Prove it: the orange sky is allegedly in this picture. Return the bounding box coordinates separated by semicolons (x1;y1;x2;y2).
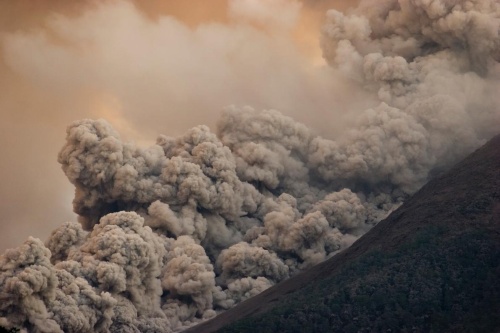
0;0;358;63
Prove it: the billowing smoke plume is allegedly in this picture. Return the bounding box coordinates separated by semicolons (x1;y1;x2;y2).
1;0;499;331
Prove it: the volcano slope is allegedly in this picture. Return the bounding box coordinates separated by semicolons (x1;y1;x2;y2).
186;134;500;333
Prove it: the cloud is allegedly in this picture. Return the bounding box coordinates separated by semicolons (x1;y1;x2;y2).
0;0;365;252
0;0;499;331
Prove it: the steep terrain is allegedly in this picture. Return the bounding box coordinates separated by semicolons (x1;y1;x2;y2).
186;134;500;333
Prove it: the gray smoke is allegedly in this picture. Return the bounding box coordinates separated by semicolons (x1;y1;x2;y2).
1;0;499;331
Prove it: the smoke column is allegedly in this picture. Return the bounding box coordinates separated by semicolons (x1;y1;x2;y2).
1;0;499;332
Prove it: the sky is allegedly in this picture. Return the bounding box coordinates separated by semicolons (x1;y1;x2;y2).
0;0;362;252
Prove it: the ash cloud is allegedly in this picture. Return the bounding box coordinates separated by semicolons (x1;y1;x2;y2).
1;0;500;332
0;0;363;252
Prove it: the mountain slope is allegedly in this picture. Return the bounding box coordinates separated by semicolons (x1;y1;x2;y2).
186;134;500;333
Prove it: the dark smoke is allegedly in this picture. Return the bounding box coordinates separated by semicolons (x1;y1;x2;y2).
1;0;499;332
